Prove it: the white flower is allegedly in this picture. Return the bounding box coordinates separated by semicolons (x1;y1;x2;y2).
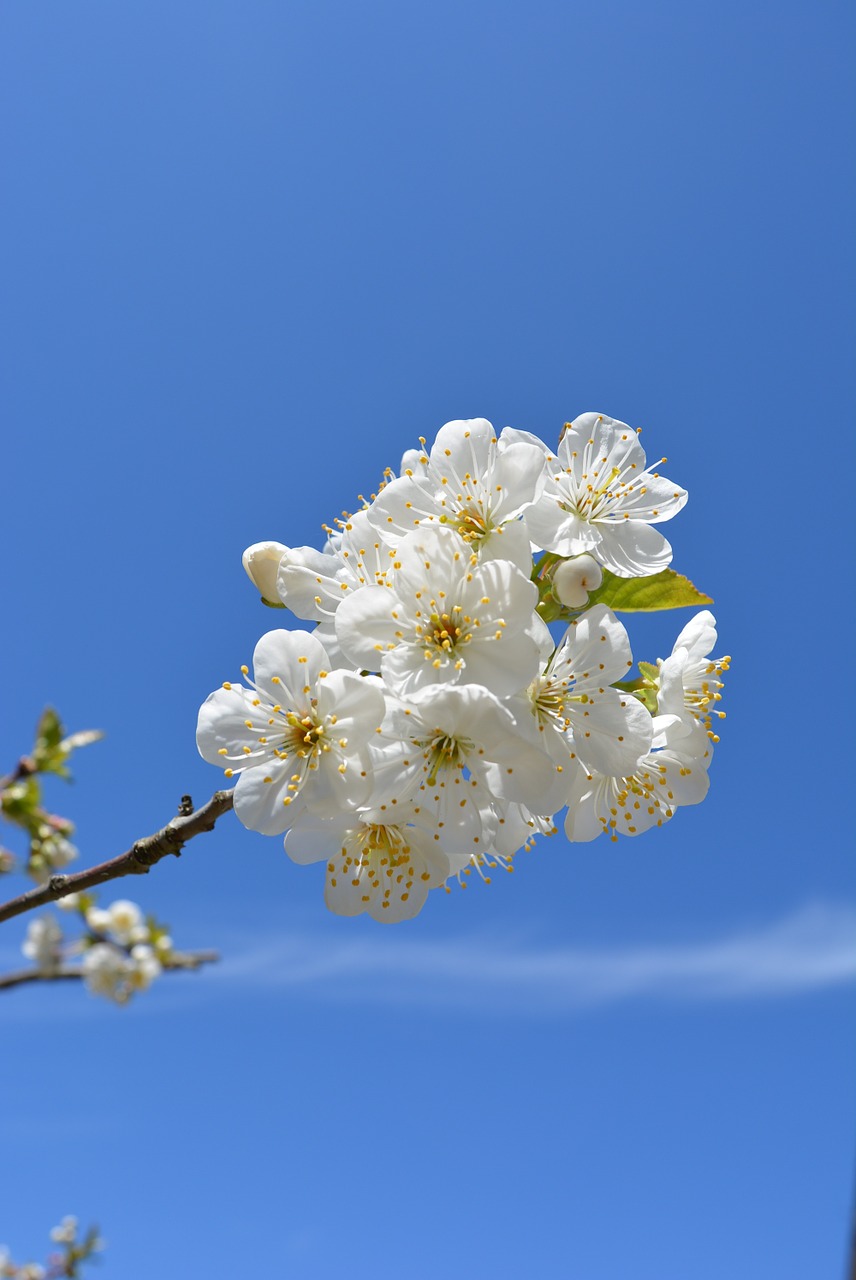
564;743;710;842
657;610;730;747
106;899;144;945
197;629;386;835
274;509;398;664
22;915;62;972
369;684;567;858
82;941;161;1003
129;944;162;988
49;1216;78;1245
84;906;111;934
526;413;687;576
242;541;288;604
82;943;135;1004
508;605;653;779
563;610;728;844
367;418;546;572
284;802;452;922
31;831;78;883
56;892;80;912
335;526;543;698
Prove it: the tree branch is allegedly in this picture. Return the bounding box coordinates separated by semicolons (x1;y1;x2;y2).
0;790;235;926
0;949;220;991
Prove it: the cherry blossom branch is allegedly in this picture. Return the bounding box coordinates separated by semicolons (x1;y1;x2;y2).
0;949;220;991
0;790;235;926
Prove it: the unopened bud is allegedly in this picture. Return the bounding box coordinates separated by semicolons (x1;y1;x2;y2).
242;542;288;606
552;554;603;609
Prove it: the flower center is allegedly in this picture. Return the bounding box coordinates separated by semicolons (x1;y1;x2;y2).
282;712;325;757
451;504;493;545
356;823;412;870
418;731;472;786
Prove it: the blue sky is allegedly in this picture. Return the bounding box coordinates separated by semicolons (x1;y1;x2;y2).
1;2;854;1276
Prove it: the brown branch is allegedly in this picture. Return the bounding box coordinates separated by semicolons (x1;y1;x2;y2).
0;790;235;926
0;754;37;792
0;949;220;991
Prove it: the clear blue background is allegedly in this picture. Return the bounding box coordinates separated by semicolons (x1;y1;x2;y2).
1;2;854;1277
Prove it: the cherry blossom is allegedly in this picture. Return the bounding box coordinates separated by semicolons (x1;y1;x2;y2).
527;412;687;576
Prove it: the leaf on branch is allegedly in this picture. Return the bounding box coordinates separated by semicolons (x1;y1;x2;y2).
585;568;713;613
32;708;103;779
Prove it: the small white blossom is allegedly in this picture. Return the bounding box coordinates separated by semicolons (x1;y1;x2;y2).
84;906;112;934
657;610;730;747
130;944;162;988
82;941;160;1003
22;916;63;972
106;899;144;945
49;1216;78;1245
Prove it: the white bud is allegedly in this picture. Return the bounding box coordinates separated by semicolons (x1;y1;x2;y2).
57;892;80;912
552;554;603;609
242;541;288;604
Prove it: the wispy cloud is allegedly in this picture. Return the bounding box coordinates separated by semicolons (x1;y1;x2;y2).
214;902;856;1012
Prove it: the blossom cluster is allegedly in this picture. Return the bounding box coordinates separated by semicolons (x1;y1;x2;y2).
198;413;728;922
1;1217;102;1280
22;895;174;1004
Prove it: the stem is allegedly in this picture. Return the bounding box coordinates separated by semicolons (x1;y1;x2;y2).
0;790;235;926
0;949;220;991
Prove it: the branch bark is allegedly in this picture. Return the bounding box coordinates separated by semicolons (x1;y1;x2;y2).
0;949;220;991
0;789;235;926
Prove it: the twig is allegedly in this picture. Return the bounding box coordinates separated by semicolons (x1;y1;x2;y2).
0;790;235;926
0;755;37;792
0;949;220;991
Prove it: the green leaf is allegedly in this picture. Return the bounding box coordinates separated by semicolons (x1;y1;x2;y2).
586;568;713;613
35;707;64;753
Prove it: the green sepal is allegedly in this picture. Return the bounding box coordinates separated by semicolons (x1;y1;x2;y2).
613;676;659;717
260;596;286;609
638;660;660;682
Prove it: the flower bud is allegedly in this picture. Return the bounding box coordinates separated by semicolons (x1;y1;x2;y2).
242;542;288;606
552;554;603;609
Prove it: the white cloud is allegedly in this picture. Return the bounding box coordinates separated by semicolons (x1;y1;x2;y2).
214;901;856;1012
